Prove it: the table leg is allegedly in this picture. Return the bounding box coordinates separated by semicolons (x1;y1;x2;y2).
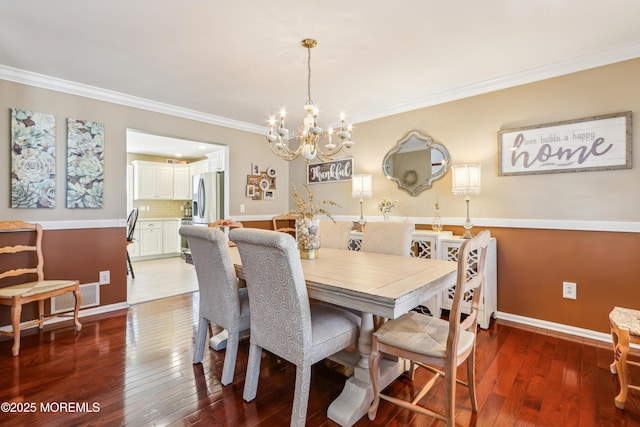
327;313;406;427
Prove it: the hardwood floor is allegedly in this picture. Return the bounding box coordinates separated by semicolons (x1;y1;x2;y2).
1;293;639;426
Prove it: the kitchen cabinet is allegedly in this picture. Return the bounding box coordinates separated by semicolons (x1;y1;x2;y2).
132;161;174;200
130;219;182;261
138;220;163;256
173;165;191;199
162;219;181;254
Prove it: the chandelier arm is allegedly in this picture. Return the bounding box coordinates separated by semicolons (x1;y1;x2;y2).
268;142;302;161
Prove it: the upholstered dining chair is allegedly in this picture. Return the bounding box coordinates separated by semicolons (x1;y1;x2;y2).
368;230;491;426
361;221;414;256
0;221;82;356
319;220;353;249
230;228;360;427
179;225;250;386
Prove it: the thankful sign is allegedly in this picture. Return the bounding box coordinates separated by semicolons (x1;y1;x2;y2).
306;158;353;184
498;112;631;176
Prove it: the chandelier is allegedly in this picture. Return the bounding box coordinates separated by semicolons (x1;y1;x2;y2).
266;38;355;162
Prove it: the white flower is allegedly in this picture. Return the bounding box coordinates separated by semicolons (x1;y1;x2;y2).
376;197;397;213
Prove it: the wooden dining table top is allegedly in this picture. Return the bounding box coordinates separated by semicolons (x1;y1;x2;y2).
228;246;457;319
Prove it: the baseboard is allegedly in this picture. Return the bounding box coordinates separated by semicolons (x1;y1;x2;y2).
496;311;640;350
0;301;130;333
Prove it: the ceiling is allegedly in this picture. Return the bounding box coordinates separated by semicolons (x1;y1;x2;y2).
2;1;640;157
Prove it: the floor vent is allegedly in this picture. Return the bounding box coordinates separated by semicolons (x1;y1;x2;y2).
51;282;100;314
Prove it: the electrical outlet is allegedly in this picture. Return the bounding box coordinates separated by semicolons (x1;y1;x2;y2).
240;204;245;213
99;270;111;285
563;281;576;300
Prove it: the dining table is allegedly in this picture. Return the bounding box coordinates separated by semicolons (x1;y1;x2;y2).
228;246;457;427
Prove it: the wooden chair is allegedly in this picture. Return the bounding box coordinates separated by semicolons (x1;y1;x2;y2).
126;208;138;278
209;219;243;246
179;225;250;385
230;228;360;427
609;306;640;409
0;221;82;356
272;213;296;235
319;220;353;249
368;230;491;426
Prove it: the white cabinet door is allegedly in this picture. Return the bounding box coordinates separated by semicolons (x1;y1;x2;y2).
156;165;174;199
173;165;190;199
132;161;174;200
134;163;158;200
138;221;163;256
162;219;181;253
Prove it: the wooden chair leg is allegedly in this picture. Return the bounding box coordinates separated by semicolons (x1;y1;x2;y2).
11;298;22;357
368;342;381;420
467;345;478;412
73;288;82;331
612;327;630;409
38;299;45;329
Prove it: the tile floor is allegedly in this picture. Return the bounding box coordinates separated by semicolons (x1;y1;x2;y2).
127;256;198;304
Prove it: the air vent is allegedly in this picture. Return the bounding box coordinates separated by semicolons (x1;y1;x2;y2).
51;282;100;314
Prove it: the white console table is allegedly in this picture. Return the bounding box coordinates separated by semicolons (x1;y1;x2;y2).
348;229;497;329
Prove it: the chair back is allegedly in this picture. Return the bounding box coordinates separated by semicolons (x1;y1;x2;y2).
230;228;312;361
209;219;243;230
179;226;241;327
319;220;353;249
0;221;44;283
126;208;139;242
272;214;296;234
448;231;491;353
361;221;414;256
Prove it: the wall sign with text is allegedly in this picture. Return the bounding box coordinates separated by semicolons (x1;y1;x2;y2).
306;158;353;184
498;111;632;176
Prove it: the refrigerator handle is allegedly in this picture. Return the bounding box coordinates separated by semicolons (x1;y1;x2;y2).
197;178;206;218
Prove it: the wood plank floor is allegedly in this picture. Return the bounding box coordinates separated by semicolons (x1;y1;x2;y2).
1;293;639;426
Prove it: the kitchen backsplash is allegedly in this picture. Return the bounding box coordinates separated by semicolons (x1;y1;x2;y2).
134;200;190;219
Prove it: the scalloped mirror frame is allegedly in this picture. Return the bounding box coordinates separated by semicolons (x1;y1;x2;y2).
382;130;451;196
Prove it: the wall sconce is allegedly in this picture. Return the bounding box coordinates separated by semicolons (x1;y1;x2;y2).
451;164;481;239
351;174;373;232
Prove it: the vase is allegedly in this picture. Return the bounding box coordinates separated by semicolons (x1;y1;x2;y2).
296;217;320;259
383;212;390;222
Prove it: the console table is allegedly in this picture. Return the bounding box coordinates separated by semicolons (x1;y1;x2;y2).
348;229;497;329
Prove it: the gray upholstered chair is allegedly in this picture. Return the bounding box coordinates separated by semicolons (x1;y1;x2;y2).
230;228;360;427
319;220;353;249
179;225;250;386
368;230;491;426
361;221;414;256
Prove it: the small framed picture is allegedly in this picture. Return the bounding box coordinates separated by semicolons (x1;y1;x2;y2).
259;178;270;191
252;189;262;200
267;167;277;177
269;177;276;189
252;164;260;175
246;185;255;197
247;176;259;185
264;191;275;200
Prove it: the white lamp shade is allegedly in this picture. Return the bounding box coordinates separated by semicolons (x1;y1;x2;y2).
452;164;481;195
352;174;373;198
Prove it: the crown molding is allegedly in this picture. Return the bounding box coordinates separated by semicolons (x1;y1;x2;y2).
3;41;640;130
0;65;267;135
350;42;640;124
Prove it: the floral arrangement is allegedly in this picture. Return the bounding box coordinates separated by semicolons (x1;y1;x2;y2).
289;184;340;221
376;197;397;214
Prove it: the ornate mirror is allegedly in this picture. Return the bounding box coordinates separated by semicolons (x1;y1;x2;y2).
382;130;450;196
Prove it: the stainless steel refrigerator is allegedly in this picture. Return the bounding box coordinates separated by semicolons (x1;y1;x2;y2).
192;172;224;225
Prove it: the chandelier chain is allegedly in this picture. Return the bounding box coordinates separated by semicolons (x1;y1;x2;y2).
307;46;312;104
